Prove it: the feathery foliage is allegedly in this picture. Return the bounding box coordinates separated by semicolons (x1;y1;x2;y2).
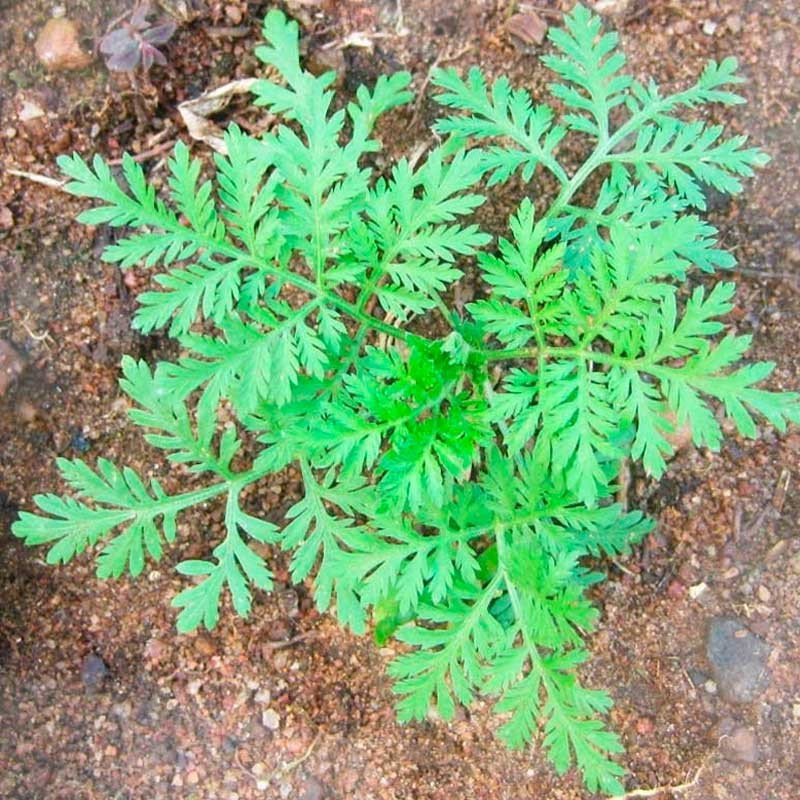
14;6;795;795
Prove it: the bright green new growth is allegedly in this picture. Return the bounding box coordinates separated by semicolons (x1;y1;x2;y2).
13;6;797;794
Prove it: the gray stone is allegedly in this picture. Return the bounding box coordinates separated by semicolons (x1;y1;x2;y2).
261;707;280;730
706;617;771;703
721;726;759;763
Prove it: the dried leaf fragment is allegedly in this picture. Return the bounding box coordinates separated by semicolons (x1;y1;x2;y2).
178;79;259;153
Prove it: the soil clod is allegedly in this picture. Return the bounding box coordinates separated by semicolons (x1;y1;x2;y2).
81;652;109;691
721;725;760;764
0;340;25;398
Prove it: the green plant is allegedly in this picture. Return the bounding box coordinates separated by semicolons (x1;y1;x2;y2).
13;5;797;794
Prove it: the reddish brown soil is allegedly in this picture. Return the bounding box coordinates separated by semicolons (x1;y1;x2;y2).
1;2;799;799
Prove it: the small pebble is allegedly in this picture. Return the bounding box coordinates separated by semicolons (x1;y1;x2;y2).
725;14;743;34
254;688;272;705
225;4;243;24
0;205;13;230
18;99;45;122
34;17;92;70
756;585;771;603
262;708;280;730
765;539;787;562
702;20;718;36
635;716;655;735
144;637;168;661
689;582;708;600
704;679;718;695
593;0;631;13
193;634;216;657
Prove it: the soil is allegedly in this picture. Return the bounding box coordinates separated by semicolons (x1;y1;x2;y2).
1;1;799;799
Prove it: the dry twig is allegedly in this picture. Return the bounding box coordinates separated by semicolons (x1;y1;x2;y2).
6;169;65;190
271;731;322;780
107;138;175;165
609;755;709;799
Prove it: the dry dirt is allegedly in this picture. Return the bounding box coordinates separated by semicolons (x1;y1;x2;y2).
1;1;799;799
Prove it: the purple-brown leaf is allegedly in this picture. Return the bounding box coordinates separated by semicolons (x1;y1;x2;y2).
143;22;177;46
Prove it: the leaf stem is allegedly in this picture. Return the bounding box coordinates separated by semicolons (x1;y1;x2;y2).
546;85;708;221
110;189;417;344
482;343;639;369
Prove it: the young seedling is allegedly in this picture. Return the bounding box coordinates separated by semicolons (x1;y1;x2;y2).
100;2;176;72
14;6;796;794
